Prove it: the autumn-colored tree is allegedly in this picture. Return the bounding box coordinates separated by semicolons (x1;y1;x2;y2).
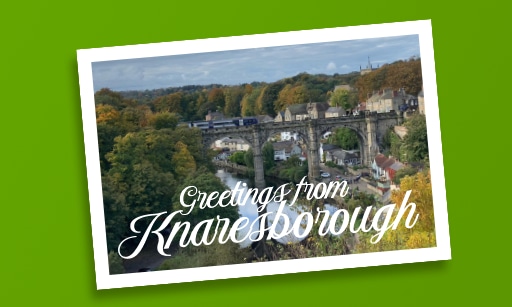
355;58;422;101
94;88;124;109
354;170;435;253
275;84;310;112
172;141;197;179
255;83;283;116
223;86;244;117
151;92;183;113
241;87;261;116
207;88;225;111
96;104;120;124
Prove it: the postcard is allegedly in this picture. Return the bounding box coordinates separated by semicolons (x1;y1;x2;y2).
77;19;451;290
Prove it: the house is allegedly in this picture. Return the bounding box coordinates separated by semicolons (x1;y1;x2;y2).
366;88;417;113
214;137;250;152
319;143;341;162
372;154;401;181
283;102;330;121
307;102;330;119
372;154;390;180
386;161;405;182
273;141;302;161
330;150;361;166
284;104;308;121
325;106;346;118
274;111;285;123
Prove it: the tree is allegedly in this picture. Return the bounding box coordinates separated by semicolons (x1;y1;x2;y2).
101;127;207;251
354;171;435;253
255;83;283;116
223;86;244;117
172;141;197;179
329;127;359;150
403;113;429;162
393;166;418;185
241;87;261;116
228;151;246;165
149;112;179;130
207;88;225;111
262;142;275;171
96;104;120;124
171;170;240;225
244;148;254;168
151;92;183;113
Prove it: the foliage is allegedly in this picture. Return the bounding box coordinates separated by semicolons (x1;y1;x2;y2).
262;142;275;171
228;151;246;165
108;251;125;274
151;92;183;113
403;113;429;162
223;86;244;117
207;88;226;111
255;83;283;116
328;127;359;150
100;126;212;251
157;240;249;270
393;166;418;185
148;112;179;130
355;57;422;101
171;170;240;225
354;171;435;253
172;141;197;179
244;148;254;168
330;88;359;110
278;156;308;183
241;86;261;116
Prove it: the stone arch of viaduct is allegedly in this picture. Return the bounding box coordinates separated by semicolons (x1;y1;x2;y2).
201;111;403;189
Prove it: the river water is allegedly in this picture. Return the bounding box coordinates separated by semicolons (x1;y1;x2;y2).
215;168;338;247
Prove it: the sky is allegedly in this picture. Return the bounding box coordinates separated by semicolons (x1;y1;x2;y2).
91;34;420;92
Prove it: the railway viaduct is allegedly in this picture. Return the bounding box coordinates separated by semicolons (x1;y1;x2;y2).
201;111;403;189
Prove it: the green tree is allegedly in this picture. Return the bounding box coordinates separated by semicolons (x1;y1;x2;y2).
228;151;246;165
241;87;261;116
244;148;254;168
262;142;275;171
255;83;282;116
149;112;178;130
393;166;418;185
403;113;429;162
171;170;240;225
108;251;125;274
329;127;359;150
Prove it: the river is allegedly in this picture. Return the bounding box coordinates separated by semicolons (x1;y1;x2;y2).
215;168;339;247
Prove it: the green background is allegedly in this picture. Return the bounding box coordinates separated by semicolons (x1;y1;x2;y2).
2;1;508;305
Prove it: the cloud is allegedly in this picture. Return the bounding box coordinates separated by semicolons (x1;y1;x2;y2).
91;34;421;91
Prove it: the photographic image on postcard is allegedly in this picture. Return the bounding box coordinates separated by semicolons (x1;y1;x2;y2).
78;20;450;289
